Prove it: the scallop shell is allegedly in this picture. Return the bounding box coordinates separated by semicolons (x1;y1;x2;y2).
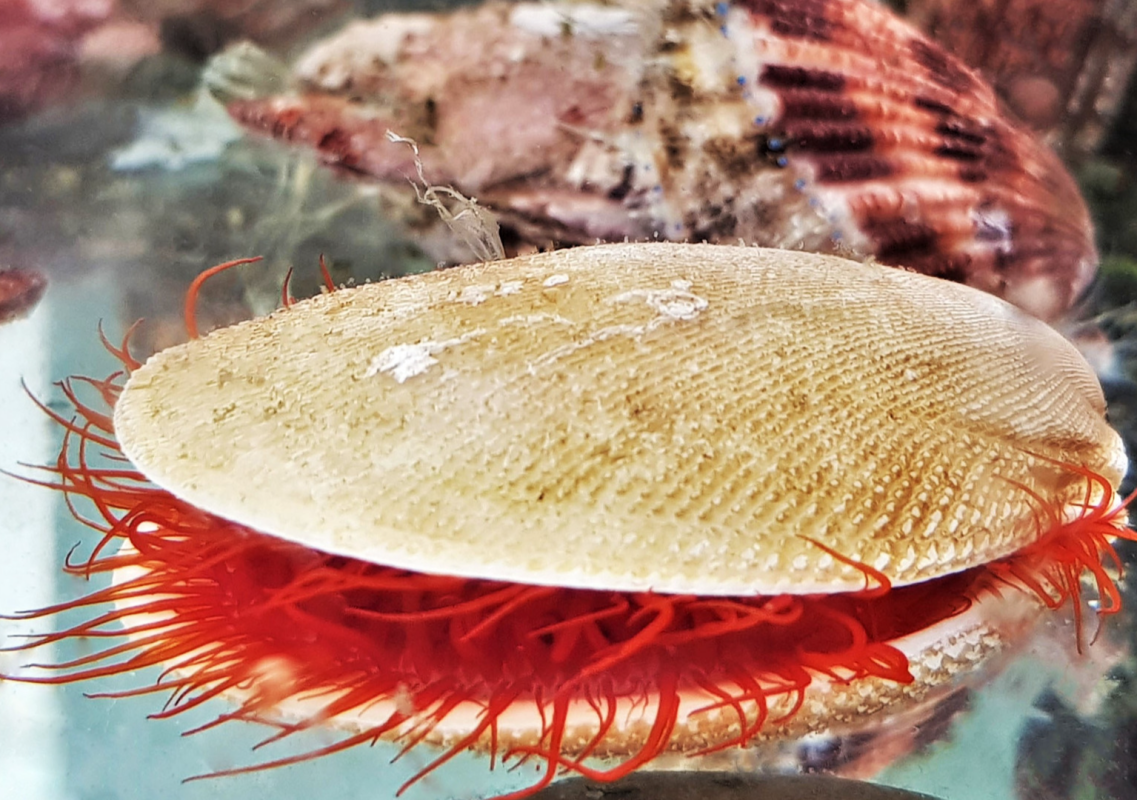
114;243;1124;596
905;0;1137;157
215;0;1095;321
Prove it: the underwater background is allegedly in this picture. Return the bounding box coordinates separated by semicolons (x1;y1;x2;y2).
2;1;1137;798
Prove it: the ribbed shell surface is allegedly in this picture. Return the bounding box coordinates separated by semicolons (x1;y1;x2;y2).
221;0;1097;321
114;243;1124;595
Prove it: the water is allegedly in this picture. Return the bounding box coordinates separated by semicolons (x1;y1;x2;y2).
2;2;1136;799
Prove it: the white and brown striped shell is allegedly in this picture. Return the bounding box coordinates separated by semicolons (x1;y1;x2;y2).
213;0;1095;321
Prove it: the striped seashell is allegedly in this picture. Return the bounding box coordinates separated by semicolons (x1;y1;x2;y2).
213;0;1095;321
905;0;1137;157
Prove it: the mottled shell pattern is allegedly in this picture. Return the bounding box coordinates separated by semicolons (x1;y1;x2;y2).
218;0;1095;321
115;244;1124;596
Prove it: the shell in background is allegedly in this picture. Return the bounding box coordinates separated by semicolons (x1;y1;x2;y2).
0;267;46;324
905;0;1137;160
114;243;1124;596
211;0;1096;322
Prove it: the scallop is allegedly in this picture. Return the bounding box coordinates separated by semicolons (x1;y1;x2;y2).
116;243;1123;593
214;0;1096;321
11;243;1129;798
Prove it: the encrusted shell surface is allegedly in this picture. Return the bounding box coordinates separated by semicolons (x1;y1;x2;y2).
216;0;1096;321
114;243;1124;595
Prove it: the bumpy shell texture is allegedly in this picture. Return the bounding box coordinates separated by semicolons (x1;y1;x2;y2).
115;243;1123;595
217;0;1096;321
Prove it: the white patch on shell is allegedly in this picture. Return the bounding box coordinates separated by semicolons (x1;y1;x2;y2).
792;181;870;251
446;280;526;305
294;16;437;90
508;4;638;38
364;330;485;383
611;287;708;321
1002;275;1063;322
452;284;499;305
719;7;779;125
498;313;574;327
543;274;570;288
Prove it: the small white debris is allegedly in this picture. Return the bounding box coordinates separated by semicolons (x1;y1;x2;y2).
367;344;439;383
611;287;709;321
364;330;484;383
509;4;638;38
498;313;574;326
456;284;498;305
543;274;570;288
496;280;524;296
671;279;693;291
386;131;504;262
